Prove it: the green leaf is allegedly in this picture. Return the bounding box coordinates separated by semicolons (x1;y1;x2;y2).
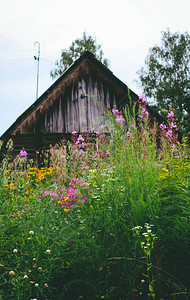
149;284;154;293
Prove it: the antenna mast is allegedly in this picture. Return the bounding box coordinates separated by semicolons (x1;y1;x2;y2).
34;41;40;100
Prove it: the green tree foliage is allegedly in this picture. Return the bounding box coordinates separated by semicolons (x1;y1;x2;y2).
50;31;109;79
137;29;190;134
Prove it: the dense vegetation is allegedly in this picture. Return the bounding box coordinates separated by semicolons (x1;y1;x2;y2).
0;96;189;299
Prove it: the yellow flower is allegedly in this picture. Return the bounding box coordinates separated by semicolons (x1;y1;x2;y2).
64;208;70;212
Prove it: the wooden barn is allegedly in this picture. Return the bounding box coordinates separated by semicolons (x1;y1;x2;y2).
0;51;162;158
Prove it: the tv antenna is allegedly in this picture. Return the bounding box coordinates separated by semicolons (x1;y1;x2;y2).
34;41;40;100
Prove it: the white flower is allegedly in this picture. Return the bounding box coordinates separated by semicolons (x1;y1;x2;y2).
29;231;34;235
33;258;36;261
45;249;51;254
142;233;148;237
9;270;15;276
13;249;18;253
35;283;39;287
23;275;28;279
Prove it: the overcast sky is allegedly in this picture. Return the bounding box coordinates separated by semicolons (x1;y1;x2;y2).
0;0;189;136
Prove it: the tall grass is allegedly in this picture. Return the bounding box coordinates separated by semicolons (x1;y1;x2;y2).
0;99;189;299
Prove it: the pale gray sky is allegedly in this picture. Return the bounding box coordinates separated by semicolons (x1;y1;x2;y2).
0;0;189;136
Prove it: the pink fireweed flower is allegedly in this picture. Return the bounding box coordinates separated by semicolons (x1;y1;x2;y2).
165;129;173;138
19;150;27;158
72;131;77;135
168;111;174;119
112;107;119;115
137;95;148;122
116;114;126;124
159;123;167;130
138;94;147;104
171;122;178;131
112;106;126;125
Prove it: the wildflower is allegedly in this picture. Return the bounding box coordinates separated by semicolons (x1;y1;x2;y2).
44;283;48;288
142;233;148;237
45;249;51;254
13;249;18;253
9;271;15;276
64;208;70;212
0;264;4;267
168;111;174;118
19;150;27;158
159;123;167;130
38;267;42;271
181;152;184;157
30;281;35;284
139;94;147;103
29;230;34;235
35;283;39;287
141;279;145;283
126;131;131;137
98;267;103;271
72;131;77;135
23;275;28;279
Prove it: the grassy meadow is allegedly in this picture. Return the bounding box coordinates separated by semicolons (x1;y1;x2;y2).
0;97;189;299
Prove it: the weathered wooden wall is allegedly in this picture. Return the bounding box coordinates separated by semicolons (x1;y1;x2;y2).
12;65;128;136
1;52;138;158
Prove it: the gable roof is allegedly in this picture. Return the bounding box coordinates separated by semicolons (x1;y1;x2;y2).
1;51;164;140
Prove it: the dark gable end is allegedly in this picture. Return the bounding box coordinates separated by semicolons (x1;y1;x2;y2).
0;51;164;157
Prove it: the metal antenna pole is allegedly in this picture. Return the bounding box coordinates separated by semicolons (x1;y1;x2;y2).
34;41;40;100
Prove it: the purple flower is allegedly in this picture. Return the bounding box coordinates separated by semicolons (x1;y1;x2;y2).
72;131;77;135
159;123;168;131
168;111;174;118
139;94;146;103
171;122;178;131
19;150;27;158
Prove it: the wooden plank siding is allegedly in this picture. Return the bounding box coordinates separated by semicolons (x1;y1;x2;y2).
1;51;165;158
